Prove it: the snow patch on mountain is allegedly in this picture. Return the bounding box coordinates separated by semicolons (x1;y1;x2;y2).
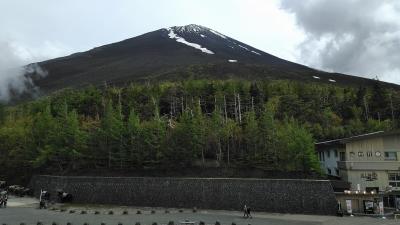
313;76;320;79
200;34;206;38
329;79;336;82
238;45;249;51
237;43;261;56
167;28;214;54
209;29;227;39
228;59;238;62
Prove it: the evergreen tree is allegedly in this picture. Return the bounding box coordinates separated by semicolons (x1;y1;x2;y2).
126;109;142;167
370;81;389;120
0;103;5;125
99;100;124;168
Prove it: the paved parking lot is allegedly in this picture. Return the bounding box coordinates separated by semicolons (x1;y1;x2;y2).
0;196;398;225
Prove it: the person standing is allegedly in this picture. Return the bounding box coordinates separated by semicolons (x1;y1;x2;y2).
243;204;248;218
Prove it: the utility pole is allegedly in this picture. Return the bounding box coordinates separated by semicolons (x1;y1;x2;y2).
237;93;242;123
390;94;395;122
363;95;369;120
251;96;254;112
234;92;238;122
223;95;228;123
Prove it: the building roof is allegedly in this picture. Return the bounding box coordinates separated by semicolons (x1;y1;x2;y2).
316;130;400;147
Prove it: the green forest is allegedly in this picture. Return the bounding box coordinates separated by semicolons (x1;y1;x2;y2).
0;79;398;180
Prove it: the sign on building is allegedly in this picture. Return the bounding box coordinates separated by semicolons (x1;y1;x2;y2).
346;200;352;214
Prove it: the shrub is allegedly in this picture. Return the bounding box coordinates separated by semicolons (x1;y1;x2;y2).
136;210;142;214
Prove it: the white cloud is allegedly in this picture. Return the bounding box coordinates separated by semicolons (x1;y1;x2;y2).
0;38;68;102
281;0;400;84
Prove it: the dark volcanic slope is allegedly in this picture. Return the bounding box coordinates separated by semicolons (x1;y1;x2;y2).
32;24;398;93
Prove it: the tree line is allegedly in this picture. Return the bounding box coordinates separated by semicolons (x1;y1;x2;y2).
0;79;398;178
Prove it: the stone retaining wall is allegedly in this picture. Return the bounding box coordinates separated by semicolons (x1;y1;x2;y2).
30;175;337;215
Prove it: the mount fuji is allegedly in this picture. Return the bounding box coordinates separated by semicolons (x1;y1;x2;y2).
30;24;397;93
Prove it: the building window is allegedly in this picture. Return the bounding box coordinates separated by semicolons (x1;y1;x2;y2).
334;150;338;158
361;172;378;181
319;152;325;161
367;151;373;157
327;168;332;175
340;152;346;161
384;152;397;161
358;151;364;157
388;173;400;187
327;150;330;158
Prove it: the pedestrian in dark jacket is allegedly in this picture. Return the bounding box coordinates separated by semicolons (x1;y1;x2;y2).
247;206;252;218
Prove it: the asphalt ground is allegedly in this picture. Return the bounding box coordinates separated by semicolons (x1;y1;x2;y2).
0;195;398;225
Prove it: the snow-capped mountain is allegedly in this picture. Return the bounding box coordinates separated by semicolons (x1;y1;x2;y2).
162;24;299;66
31;24;395;93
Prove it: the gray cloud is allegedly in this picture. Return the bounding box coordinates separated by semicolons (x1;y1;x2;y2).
0;41;47;102
280;0;400;84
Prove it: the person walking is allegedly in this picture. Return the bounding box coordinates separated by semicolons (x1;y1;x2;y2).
243;204;248;218
247;206;252;218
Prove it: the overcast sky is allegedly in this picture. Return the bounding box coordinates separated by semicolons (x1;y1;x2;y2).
1;0;400;85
